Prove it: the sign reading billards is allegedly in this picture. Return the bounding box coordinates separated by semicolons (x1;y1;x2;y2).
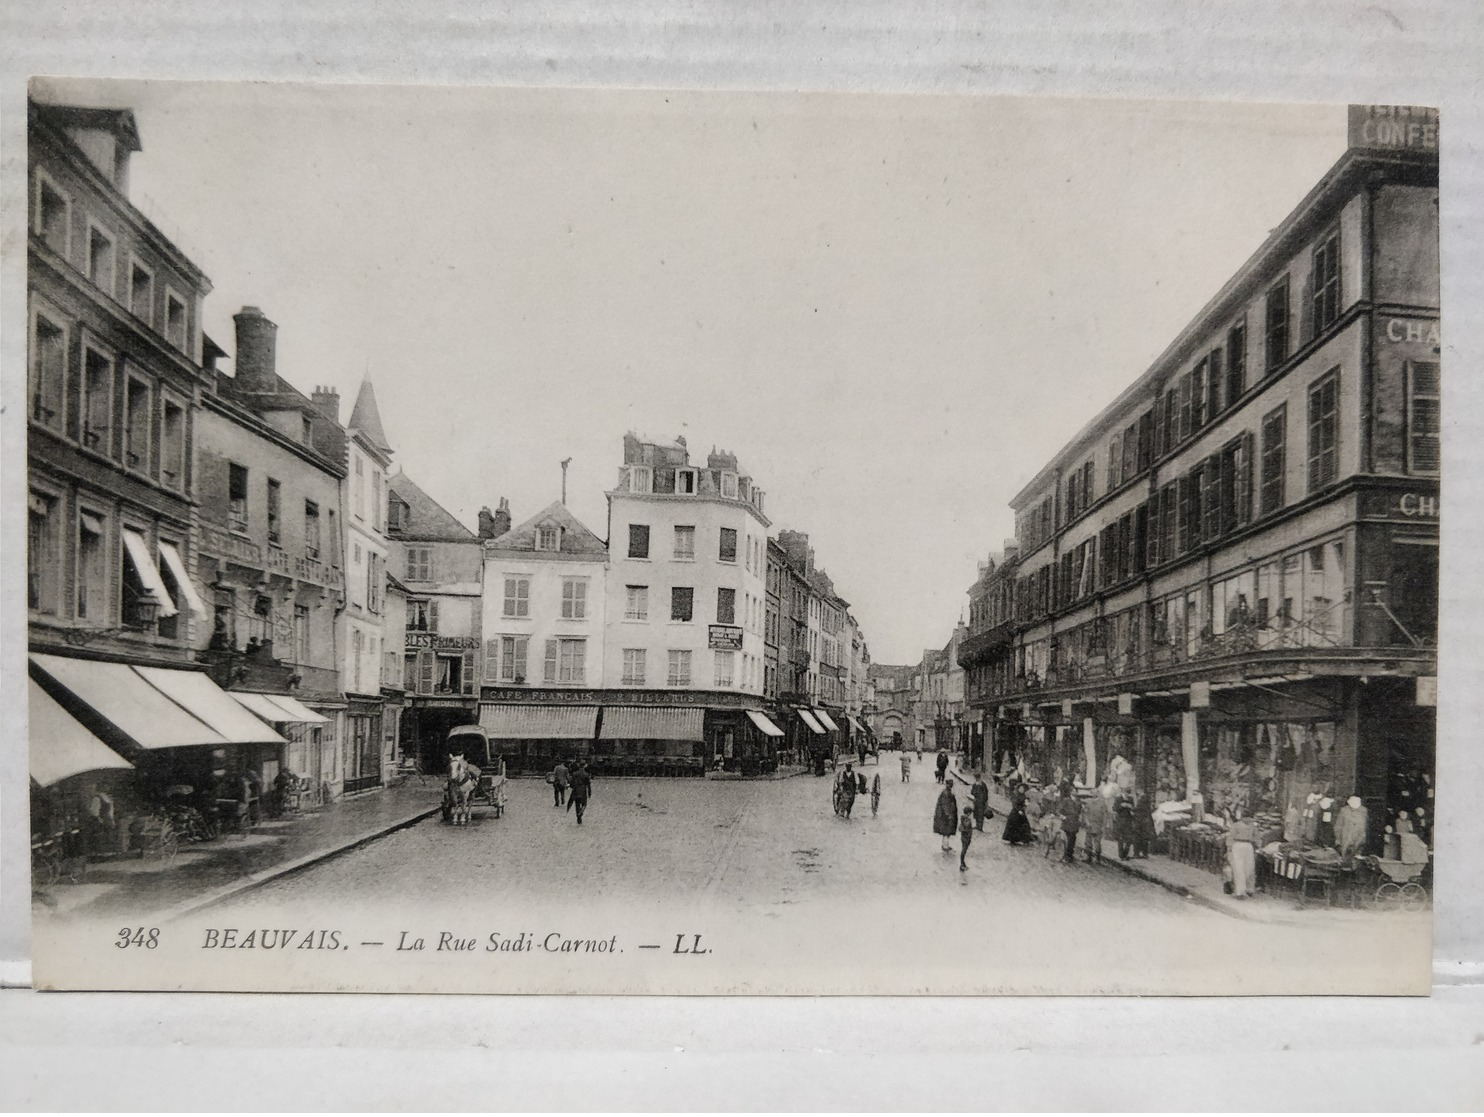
708;625;743;650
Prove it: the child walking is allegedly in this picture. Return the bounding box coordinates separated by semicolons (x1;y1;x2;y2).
959;804;976;872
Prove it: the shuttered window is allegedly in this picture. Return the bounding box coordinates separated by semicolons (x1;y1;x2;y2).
503;577;529;618
1311;229;1341;332
1307;370;1340;492
1406;360;1440;475
1207;348;1224;418
1226;320;1247;404
1265;276;1290;372
1261;404;1286;514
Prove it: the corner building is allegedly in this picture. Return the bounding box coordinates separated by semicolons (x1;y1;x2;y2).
962;109;1439;853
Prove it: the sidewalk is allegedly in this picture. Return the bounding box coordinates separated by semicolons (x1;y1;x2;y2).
33;781;445;925
947;763;1397;926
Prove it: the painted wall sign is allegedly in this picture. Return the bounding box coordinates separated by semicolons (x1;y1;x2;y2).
708;624;744;650
1384;318;1441;348
1348;105;1439;153
1416;676;1437;707
1397;493;1440;518
405;633;481;651
1358;487;1441;522
1189;681;1211;709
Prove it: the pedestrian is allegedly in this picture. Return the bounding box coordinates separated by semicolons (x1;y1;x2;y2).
551;758;570;807
1132;792;1155;859
566;761;592;824
871;773;881;817
1113;790;1136;860
900;751;911;783
1226;807;1257;899
1001;783;1035;846
836;763;857;819
1082;785;1107;865
971;773;991;832
1058;783;1082;864
916;743;923;762
858;742;867;767
933;782;958;853
935;750;949;784
959;804;976;872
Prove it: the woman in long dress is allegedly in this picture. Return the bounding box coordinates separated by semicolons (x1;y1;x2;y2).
1001;783;1035;846
1226;808;1257;898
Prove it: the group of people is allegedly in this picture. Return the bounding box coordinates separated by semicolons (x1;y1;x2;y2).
547;759;594;824
931;769;993;871
997;778;1157;864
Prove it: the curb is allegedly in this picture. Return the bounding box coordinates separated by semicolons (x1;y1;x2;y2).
948;764;1264;923
150;802;443;925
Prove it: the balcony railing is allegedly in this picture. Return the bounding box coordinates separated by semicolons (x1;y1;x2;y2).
199;520;343;589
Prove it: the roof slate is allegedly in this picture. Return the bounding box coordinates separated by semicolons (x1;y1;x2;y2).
387;473;477;543
487;501;608;557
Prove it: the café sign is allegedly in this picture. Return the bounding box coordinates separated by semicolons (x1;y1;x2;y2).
708;624;744;651
1348;105;1438;153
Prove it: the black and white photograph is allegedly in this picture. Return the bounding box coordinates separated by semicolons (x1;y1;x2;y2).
20;77;1440;994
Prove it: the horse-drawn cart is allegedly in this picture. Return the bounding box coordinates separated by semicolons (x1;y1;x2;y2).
442;725;508;824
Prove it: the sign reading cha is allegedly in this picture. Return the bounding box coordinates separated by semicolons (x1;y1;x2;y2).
1397;493;1439;519
1348;105;1439;153
1385;318;1441;348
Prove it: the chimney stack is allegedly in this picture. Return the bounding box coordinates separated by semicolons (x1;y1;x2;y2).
233;306;278;392
491;497;512;539
1002;538;1020;564
311;385;341;423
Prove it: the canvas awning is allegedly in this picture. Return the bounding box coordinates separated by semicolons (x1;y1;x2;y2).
598;706;705;741
813;709;840;733
135;668;286;745
847;715;866;734
797;709;825;735
29;654;226;750
29;680;133;787
230;692;330;724
121;528;178;618
157;541;208;615
745;710;785;737
480;704;599;739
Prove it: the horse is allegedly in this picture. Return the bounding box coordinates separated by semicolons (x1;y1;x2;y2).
445;754;478;826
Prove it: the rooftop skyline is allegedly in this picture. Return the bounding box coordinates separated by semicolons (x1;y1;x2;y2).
32;79;1349;662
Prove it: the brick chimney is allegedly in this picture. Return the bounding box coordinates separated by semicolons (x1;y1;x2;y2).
233;306;278;392
1002;537;1020;564
311;385;341;424
490;497;512;539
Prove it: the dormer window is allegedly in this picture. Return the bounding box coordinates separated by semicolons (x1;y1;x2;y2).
676;467;698;494
628;465;653;493
720;471;738;499
537;524;562;552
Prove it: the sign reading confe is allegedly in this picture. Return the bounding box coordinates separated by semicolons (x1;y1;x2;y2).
708;624;744;650
1348;105;1438;153
405;633;481;650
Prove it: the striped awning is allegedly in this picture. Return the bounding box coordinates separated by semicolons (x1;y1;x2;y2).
745;710;785;737
813;709;840;733
599;706;705;741
29;680;133;787
30;654;227;750
797;709;825;735
480;704;598;740
847;715;866;733
231;692;330;725
136;669;286;745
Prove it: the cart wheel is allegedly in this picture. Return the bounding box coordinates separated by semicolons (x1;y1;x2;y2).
1400;882;1428;912
1375;882;1403;911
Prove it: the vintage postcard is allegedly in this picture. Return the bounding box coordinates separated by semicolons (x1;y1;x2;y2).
20;79;1438;993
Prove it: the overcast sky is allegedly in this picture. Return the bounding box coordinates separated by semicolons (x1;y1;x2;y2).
38;80;1347;664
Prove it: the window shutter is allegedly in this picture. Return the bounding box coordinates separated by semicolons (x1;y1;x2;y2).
461;655;476;694
1208;348;1224;416
1177;474;1192;553
1202;455;1221;540
544;639;558;683
418;649;436;695
484;640;500;682
1178;373;1193;441
1237;432;1254;525
1151;401;1166;464
428;598;439;633
515;636;528;681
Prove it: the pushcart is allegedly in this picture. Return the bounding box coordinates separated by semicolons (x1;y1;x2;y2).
1355;854;1430;911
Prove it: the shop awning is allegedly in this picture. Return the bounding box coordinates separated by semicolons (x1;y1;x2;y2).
30;654;226;749
847;715;866;733
598;706;705;741
745;710;785;737
157;541;208;616
230;692;330;724
481;704;599;739
29;680;133;787
797;709;825;734
135;667;286;745
121;528;178;618
813;709;840;733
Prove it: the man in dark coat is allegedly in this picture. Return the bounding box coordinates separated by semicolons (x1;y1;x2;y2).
971;774;991;832
935;751;949;784
933;783;959;852
567;762;592;825
1058;784;1082;864
836;763;857;819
